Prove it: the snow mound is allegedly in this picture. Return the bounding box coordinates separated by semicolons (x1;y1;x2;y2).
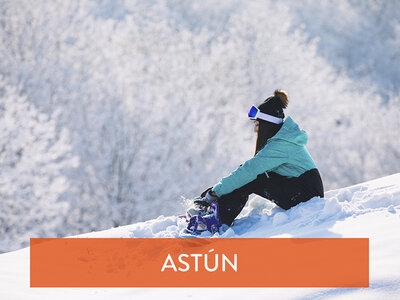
77;173;400;240
1;173;400;299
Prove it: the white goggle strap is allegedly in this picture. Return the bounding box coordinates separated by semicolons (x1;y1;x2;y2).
256;111;284;124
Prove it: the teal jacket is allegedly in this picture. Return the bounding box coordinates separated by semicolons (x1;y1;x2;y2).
212;117;317;197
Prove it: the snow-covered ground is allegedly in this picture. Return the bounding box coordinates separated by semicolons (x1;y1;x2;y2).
1;173;400;299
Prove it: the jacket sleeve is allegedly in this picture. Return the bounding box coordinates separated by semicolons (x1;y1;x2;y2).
212;142;288;197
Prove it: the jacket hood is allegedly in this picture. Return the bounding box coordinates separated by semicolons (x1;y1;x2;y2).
269;116;308;146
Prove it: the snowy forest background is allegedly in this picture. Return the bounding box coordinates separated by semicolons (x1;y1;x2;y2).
1;0;399;253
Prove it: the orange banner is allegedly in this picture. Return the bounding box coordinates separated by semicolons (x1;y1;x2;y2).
30;238;368;287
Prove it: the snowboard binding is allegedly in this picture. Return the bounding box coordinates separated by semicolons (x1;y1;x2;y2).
185;201;222;235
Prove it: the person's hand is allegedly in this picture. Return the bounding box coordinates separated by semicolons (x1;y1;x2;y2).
194;187;218;208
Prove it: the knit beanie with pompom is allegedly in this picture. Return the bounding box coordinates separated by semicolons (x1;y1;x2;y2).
257;89;289;120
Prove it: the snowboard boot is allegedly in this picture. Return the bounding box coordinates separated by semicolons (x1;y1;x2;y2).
186;201;222;234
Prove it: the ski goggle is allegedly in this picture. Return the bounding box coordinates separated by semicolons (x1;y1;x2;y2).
248;105;283;124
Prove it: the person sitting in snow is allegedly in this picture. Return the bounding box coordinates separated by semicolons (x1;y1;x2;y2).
187;89;324;234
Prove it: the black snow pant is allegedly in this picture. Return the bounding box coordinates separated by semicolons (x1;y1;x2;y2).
217;169;324;226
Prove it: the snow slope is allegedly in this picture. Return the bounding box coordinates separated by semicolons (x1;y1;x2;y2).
1;173;400;299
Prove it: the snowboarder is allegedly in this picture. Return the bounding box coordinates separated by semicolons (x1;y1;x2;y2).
186;89;324;234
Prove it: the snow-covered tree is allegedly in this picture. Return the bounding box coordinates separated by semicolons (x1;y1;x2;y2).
0;0;399;252
0;78;78;252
